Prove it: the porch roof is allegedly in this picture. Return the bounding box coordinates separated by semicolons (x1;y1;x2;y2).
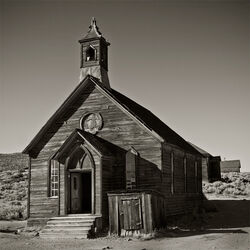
53;129;112;163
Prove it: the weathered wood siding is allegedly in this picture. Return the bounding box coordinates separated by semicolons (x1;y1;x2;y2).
108;192;154;235
29;83;161;224
161;143;202;215
202;157;209;181
101;157;116;225
29;157;58;225
162;143;202;195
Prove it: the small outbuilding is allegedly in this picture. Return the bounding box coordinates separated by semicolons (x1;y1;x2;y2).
220;160;241;173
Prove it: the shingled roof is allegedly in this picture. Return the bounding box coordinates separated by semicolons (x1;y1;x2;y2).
109;89;200;155
187;142;211;157
23;75;200;156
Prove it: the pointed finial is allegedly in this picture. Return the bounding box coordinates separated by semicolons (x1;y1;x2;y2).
82;17;102;39
91;17;97;27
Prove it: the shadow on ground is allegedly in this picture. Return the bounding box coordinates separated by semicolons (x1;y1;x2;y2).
155;228;248;239
153;199;250;239
204;199;250;229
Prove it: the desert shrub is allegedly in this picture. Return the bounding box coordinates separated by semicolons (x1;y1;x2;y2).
215;183;227;194
5;170;12;176
0;205;26;220
205;186;216;193
2;183;12;190
213;181;223;188
204;172;250;198
223;187;235;195
13;172;23;179
10;201;21;206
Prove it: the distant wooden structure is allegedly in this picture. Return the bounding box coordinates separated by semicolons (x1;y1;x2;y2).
23;18;203;238
220;160;241;173
188;142;221;183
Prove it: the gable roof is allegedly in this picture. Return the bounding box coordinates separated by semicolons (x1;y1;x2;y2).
23;75;200;156
53;129;112;163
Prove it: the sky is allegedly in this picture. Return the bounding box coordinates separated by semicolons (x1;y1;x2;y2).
0;0;249;171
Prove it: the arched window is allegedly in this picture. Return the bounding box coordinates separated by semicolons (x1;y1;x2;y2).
85;46;96;61
68;147;85;169
48;159;59;197
67;147;93;170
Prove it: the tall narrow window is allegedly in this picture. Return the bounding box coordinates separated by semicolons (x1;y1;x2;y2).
126;147;138;190
49;160;59;197
171;152;174;194
86;46;96;61
184;156;187;193
195;161;198;193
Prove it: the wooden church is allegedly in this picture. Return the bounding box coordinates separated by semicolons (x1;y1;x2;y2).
23;18;203;238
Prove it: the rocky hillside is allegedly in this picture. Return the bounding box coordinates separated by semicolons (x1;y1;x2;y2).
0;153;28;220
0;153;28;171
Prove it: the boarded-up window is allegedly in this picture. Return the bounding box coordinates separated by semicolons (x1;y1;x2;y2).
171;152;174;194
121;198;142;230
197;160;202;193
126;147;138;189
184;157;187;193
195;161;198;193
48;160;59;197
187;158;195;193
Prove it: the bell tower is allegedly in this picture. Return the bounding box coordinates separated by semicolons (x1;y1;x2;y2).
79;18;110;88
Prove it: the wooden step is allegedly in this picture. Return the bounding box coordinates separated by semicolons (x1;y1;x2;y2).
41;227;91;233
47;219;94;223
46;222;93;227
40;233;88;239
39;214;100;239
50;215;99;220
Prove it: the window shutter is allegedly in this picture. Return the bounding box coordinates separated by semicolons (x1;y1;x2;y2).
126;147;138;189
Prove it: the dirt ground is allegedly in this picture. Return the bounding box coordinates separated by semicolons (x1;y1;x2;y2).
0;200;249;250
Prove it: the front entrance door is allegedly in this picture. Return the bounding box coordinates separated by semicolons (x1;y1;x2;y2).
70;171;92;214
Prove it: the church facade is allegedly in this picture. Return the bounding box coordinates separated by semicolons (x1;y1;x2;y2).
23;19;203;237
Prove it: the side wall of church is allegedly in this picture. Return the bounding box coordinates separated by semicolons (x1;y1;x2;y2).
161;143;202;215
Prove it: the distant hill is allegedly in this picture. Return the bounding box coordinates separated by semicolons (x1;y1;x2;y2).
0;153;28;171
0;153;28;220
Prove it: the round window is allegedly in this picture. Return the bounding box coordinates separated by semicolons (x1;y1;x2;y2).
80;113;103;134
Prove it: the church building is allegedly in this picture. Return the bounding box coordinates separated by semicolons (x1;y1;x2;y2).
23;18;203;238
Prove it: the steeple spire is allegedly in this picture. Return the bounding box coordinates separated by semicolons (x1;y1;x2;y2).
79;18;110;88
80;17;102;41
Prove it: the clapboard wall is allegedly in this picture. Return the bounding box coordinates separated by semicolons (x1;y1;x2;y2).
161;143;202;204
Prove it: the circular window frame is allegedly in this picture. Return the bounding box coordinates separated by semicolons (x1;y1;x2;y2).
80;112;103;134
